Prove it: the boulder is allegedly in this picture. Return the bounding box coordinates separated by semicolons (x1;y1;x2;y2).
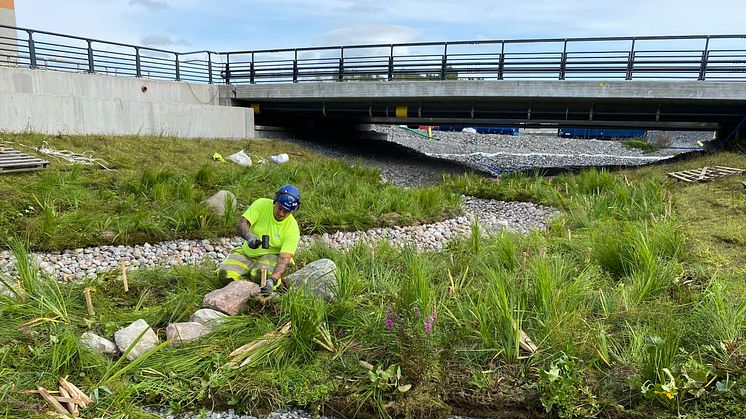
166;322;207;345
114;319;159;361
202;280;260;315
283;258;337;302
200;190;237;217
190;308;228;330
80;332;119;357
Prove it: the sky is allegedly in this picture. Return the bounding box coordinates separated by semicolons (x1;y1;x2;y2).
12;0;746;52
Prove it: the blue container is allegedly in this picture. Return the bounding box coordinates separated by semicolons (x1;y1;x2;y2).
435;126;519;136
559;128;646;139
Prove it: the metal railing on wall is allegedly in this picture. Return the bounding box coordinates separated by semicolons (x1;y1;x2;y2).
1;24;745;85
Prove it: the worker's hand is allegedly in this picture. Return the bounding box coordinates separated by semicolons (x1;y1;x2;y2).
245;232;261;249
260;278;276;296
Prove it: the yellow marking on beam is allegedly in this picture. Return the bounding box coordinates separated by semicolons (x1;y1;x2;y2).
395;106;408;118
250;103;260;114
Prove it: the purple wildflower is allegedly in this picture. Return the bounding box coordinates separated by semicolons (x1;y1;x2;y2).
385;306;394;330
425;315;432;334
414;306;421;318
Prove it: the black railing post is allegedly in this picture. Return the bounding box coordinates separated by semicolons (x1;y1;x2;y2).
250;52;255;84
625;39;635;80
27;30;37;68
175;53;180;81
698;36;710;81
559;40;567;80
338;47;344;82
135;47;142;77
293;49;298;83
225;53;231;84
387;45;394;81
441;42;448;80
86;39;95;73
207;53;213;84
498;42;505;80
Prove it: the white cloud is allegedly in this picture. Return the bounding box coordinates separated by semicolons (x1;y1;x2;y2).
315;24;423;46
141;34;191;47
129;0;170;11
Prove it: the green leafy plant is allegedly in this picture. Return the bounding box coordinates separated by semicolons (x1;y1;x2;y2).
358;361;412;418
538;354;600;418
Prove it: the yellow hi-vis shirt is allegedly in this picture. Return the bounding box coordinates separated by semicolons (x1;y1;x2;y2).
240;198;300;258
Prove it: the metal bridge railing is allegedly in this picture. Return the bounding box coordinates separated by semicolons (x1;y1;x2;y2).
1;24;745;85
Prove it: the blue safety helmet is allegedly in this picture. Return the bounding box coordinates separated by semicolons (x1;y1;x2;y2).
274;184;301;211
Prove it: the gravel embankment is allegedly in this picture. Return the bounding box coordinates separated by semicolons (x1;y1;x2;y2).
373;126;707;176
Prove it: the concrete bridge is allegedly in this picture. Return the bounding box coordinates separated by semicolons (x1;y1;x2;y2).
226;80;746;141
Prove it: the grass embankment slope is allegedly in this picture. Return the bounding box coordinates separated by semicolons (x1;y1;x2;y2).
0;133;460;251
1;133;745;418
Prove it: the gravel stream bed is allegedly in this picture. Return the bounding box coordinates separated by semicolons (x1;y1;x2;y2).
0;197;557;281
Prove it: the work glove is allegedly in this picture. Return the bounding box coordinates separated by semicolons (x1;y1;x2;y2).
261;278;276;297
245;232;261;249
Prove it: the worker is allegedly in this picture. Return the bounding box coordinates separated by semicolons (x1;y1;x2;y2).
217;184;301;296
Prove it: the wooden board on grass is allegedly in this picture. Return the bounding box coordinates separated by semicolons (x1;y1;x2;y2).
667;166;745;183
0;147;49;174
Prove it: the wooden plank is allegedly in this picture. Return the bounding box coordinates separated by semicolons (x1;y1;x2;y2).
0;161;48;169
0;153;39;159
59;377;93;406
0;153;34;159
668;172;695;182
0;165;48;174
0;151;46;158
714;165;745;173
696;166;709;181
0;157;47;165
0;152;28;158
37;386;71;417
57;385;79;417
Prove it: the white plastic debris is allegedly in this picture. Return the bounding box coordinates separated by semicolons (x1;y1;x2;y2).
270;153;289;164
227;150;252;166
462;127;477;134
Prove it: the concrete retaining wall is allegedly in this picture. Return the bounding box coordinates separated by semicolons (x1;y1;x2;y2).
0;7;16;63
0;66;254;139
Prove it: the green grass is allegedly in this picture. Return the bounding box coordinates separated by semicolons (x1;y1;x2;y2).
2;137;746;417
623;139;656;152
0;133;460;251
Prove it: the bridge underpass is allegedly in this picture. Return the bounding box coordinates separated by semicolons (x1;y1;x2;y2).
226;80;746;146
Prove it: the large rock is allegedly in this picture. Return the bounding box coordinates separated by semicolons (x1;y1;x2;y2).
283;258;337;302
166;322;207;345
114;319;159;361
200;190;237;217
80;332;119;357
202;280;260;315
190;308;228;330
